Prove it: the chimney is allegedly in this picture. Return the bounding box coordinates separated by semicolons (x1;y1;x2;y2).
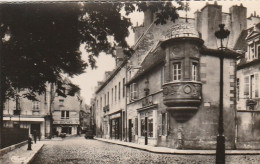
229;5;247;48
200;3;222;48
115;47;124;66
143;9;154;27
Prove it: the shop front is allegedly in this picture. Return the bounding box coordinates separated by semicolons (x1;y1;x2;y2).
137;105;158;146
109;111;122;140
53;120;79;136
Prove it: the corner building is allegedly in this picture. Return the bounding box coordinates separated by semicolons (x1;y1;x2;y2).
94;2;260;150
126;3;241;149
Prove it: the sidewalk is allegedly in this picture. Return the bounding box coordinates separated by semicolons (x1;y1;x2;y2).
0;141;44;164
95;138;260;155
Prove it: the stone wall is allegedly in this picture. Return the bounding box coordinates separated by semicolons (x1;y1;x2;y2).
236;111;260;149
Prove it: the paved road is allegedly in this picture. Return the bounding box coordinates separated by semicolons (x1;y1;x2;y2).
32;136;260;164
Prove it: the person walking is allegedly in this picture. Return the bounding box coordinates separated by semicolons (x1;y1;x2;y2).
38;131;41;141
33;130;37;144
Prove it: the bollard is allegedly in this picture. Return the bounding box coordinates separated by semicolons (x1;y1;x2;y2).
27;137;32;150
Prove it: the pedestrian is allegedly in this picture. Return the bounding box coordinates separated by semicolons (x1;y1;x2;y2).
38;131;41;141
33;130;37;144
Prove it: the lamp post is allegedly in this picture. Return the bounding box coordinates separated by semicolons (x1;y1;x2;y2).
215;24;230;164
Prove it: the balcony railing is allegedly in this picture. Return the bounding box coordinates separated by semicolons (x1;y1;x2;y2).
246;99;260;110
162;81;202;122
103;105;110;113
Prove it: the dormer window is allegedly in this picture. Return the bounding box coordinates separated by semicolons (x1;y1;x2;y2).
250;44;255;59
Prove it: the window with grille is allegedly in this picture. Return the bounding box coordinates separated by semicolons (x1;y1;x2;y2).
123;78;125;97
130;83;138;100
33;101;39;110
244;73;259;99
61;111;69;119
173;63;181;81
192;62;198;81
118;82;121;100
115;85;117;102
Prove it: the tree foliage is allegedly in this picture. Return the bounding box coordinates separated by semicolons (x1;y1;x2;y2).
0;1;184;102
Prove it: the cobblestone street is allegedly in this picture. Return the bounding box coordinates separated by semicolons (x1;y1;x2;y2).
32;136;260;164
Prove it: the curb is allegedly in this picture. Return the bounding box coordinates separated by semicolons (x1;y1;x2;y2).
0;140;27;156
24;143;44;164
95;138;260;155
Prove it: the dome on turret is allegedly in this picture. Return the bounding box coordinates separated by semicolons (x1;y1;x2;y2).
164;22;200;40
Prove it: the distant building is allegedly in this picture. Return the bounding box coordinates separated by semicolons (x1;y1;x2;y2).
79;105;92;133
52;83;82;136
3;85;52;139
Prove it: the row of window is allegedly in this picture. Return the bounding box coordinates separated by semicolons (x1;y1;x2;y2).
97;78;126;111
172;62;198;81
128;62;199;101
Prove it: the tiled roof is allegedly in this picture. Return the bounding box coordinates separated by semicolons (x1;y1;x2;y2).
200;46;242;59
233;29;248;51
237;58;260;70
126;42;165;85
96;59;127;94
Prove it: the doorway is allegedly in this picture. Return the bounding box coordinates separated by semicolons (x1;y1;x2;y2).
128;119;132;142
31;123;40;134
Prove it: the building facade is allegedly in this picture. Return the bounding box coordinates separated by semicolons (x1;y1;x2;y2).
95;52;127;140
236;21;260;149
93;2;260;150
3;82;84;138
3;90;50;139
52;94;81;136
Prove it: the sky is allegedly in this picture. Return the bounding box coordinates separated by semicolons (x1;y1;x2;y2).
70;0;260;105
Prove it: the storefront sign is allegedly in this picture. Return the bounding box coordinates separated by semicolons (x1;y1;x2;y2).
53;120;79;125
110;113;121;119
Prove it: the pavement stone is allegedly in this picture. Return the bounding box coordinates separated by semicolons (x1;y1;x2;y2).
96;138;260;155
0;141;44;164
31;136;260;164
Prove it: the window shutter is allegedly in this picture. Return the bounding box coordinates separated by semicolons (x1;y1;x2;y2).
130;84;132;100
255;73;259;98
159;113;162;136
244;76;249;98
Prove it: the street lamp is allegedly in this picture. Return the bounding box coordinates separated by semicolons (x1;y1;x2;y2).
215;24;230;164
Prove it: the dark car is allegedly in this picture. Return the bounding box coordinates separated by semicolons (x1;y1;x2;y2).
85;128;94;139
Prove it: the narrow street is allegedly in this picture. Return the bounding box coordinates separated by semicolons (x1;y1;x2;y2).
32;136;260;164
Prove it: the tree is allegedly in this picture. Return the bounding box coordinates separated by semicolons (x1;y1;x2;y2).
0;1;184;140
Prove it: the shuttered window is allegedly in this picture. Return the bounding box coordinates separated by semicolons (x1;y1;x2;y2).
255;73;259;98
244;76;249;98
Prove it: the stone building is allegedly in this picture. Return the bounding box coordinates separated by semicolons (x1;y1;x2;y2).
3;87;52;139
52;90;81;136
94;2;260;150
95;49;127;140
235;19;260;149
